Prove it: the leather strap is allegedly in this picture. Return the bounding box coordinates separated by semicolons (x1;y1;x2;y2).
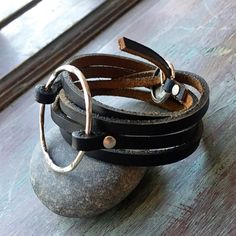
59;125;202;166
59;70;208;134
51;99;201;150
35;37;209;166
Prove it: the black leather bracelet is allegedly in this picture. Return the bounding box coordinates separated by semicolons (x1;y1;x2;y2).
35;37;209;169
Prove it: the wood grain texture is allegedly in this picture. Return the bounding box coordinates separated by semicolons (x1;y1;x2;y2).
0;0;41;29
0;0;236;235
0;0;100;78
0;0;140;110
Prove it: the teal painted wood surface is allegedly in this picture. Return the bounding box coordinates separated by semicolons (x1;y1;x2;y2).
0;0;236;235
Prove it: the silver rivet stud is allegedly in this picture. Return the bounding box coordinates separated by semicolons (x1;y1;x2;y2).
172;84;180;96
103;136;116;149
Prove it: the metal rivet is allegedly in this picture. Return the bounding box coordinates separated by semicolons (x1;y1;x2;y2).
172;84;180;96
103;136;116;149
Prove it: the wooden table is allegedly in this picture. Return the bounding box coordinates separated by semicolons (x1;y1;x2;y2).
0;0;236;235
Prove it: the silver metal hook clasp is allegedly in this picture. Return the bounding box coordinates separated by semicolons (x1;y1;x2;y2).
39;65;92;173
151;61;175;104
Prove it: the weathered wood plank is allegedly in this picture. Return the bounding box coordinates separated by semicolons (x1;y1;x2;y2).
0;0;140;110
1;0;96;78
0;0;41;29
0;0;236;235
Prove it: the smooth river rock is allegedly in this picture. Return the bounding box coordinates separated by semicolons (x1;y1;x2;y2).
30;127;147;217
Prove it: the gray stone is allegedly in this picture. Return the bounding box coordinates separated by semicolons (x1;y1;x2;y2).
30;127;146;217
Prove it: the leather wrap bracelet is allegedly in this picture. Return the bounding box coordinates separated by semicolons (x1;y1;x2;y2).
35;37;209;172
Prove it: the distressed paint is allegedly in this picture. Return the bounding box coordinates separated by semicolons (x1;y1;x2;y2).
0;0;236;235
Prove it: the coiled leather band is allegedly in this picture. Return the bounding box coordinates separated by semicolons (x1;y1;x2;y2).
36;37;209;166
